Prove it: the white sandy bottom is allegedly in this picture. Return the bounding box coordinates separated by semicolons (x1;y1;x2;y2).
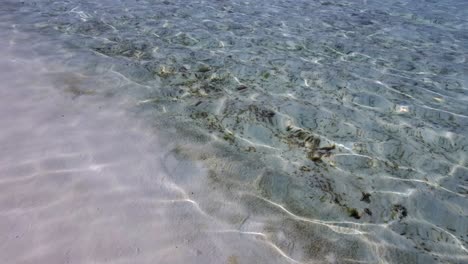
0;50;289;264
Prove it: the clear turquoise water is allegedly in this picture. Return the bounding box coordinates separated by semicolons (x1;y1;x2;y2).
0;1;467;263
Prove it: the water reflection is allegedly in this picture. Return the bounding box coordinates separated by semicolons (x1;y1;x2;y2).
1;0;467;263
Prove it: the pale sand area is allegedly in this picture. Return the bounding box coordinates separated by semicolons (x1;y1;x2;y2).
0;46;289;264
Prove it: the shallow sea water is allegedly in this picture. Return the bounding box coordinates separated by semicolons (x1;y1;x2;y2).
0;0;467;263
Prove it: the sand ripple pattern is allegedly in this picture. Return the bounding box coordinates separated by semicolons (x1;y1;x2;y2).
1;0;468;263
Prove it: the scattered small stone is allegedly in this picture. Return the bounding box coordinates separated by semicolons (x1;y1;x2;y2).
308;152;322;162
364;208;372;216
223;132;235;142
300;166;311;172
197;65;211;72
246;146;256;152
236;85;248;91
191;112;208;119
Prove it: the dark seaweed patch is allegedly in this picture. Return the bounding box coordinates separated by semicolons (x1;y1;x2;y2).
391;204;408;220
347;208;361;219
360;192;371;203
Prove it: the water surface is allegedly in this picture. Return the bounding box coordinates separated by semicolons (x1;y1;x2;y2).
1;0;467;263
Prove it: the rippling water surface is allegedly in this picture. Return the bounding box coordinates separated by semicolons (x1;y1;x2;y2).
1;0;467;263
